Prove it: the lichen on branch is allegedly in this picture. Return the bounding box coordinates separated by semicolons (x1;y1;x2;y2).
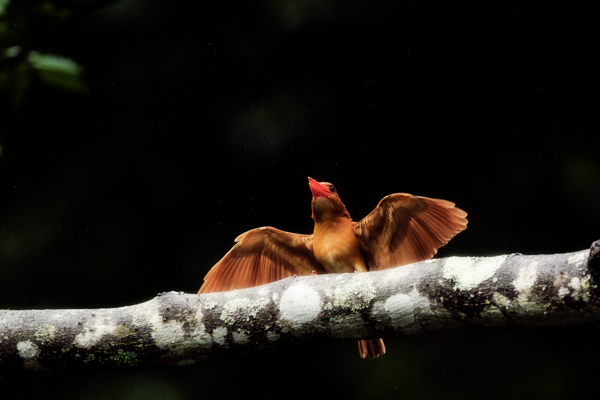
1;240;599;373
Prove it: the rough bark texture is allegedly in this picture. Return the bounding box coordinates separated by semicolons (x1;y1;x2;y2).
1;240;600;373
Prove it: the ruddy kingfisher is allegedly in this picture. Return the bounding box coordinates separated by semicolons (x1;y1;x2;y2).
199;177;467;358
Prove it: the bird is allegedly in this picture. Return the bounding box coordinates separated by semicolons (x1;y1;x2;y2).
199;177;467;359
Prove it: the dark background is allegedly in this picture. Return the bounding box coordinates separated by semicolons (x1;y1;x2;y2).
1;0;598;399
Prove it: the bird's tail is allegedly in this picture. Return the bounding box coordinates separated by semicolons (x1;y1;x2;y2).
358;338;386;359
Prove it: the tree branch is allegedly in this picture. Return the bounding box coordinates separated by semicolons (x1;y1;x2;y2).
2;240;600;372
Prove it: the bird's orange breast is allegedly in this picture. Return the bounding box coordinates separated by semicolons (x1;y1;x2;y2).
312;218;367;274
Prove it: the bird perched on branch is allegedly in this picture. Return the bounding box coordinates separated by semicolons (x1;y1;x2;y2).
199;177;467;359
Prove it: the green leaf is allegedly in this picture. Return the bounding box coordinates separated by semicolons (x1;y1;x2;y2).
0;0;10;16
28;51;81;75
28;51;86;92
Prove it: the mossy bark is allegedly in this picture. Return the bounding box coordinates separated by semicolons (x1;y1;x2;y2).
1;240;599;373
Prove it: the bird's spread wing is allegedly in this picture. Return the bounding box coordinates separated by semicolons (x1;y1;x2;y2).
199;227;324;293
353;194;467;271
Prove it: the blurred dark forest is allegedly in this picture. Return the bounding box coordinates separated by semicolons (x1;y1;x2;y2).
1;0;598;398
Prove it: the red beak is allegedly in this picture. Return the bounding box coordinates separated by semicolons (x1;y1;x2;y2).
308;177;331;199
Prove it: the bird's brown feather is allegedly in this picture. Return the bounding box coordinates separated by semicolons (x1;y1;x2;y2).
198;227;324;294
358;338;386;359
353;194;467;271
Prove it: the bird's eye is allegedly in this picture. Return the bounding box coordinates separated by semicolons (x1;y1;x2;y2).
329;185;335;192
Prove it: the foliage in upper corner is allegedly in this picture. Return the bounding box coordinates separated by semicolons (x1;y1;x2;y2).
0;0;10;16
0;48;87;107
28;51;86;92
0;0;87;109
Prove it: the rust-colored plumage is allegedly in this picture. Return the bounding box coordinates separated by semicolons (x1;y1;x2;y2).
199;177;467;359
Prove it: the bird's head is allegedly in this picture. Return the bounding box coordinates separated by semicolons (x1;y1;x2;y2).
308;177;350;221
308;177;337;199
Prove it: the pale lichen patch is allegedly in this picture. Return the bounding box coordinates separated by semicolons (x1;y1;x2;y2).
232;330;250;345
203;301;218;310
511;262;543;310
279;283;321;327
568;251;587;266
220;297;269;325
580;277;591;302
383;287;431;334
190;306;212;347
75;317;118;348
566;276;591;302
17;340;40;359
385;293;415;327
161;322;187;348
479;304;504;323
512;261;540;307
212;326;227;346
443;255;506;291
558;287;570;298
491;292;511;309
569;277;581;290
333;273;376;311
231;330;250;345
34;324;57;345
195;304;204;321
266;331;280;342
514;261;538;292
115;324;130;338
132;301;188;349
